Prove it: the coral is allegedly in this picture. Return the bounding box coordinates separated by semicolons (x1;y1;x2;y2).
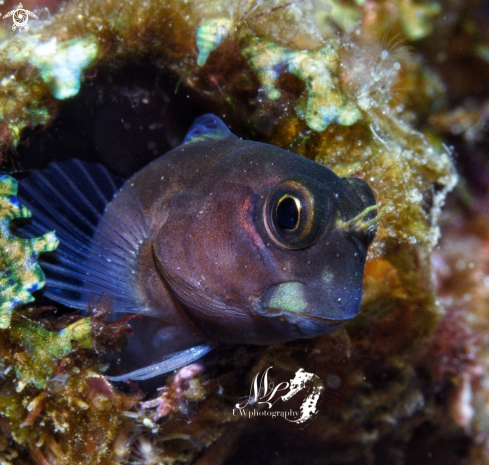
422;196;489;462
0;0;448;151
0;175;58;329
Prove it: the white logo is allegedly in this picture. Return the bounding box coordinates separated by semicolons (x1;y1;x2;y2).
3;3;38;31
234;366;323;424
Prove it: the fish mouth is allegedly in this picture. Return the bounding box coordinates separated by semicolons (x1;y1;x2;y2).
291;311;347;327
259;301;347;325
257;301;347;339
260;304;347;328
257;281;358;337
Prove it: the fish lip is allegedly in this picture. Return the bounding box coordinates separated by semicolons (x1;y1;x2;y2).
290;311;349;325
258;305;348;338
261;306;350;326
257;281;354;324
256;281;306;315
257;282;353;338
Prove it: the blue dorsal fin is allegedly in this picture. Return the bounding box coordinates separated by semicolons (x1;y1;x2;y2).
16;160;145;313
183;114;234;144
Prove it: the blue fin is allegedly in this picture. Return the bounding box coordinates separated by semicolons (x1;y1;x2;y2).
183;113;233;144
17;159;144;312
106;344;214;381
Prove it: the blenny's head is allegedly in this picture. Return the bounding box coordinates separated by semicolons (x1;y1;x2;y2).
153;115;378;345
254;172;376;341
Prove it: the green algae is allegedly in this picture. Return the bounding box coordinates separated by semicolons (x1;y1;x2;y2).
0;33;96;148
242;39;361;131
19;35;99;100
196;18;233;67
0;175;58;329
11;317;94;389
0;313;138;462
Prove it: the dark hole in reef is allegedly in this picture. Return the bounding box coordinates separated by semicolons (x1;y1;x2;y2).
12;61;210;178
276;71;306;97
277;196;299;230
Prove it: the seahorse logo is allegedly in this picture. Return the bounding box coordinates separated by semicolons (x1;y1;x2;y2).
234;366;324;424
3;3;38;32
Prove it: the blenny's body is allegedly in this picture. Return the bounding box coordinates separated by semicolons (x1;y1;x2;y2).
18;115;377;380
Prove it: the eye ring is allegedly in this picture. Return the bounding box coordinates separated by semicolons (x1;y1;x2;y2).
264;176;330;250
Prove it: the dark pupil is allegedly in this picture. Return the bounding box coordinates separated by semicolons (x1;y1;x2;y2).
276;197;299;230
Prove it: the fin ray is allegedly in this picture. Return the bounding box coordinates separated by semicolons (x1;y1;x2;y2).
16;159;147;312
106;344;214;381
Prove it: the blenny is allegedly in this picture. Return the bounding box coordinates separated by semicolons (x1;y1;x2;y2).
18;115;377;381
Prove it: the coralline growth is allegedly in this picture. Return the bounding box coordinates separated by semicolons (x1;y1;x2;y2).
0;175;58;329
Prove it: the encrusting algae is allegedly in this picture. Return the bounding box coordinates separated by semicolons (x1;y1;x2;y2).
0;175;58;329
0;296;151;464
0;0;488;463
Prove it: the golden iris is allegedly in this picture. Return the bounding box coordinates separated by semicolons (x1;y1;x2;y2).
265;176;330;249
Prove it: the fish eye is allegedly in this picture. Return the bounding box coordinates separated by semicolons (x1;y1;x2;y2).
276;196;300;230
265;176;331;250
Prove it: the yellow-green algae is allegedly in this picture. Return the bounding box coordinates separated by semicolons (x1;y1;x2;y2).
241;39;362;131
0;0;447;152
0;310;138;464
0;175;58;329
11;317;93;389
0;31;98;146
15;35;99;100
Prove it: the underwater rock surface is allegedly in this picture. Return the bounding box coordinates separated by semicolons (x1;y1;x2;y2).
0;0;488;463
